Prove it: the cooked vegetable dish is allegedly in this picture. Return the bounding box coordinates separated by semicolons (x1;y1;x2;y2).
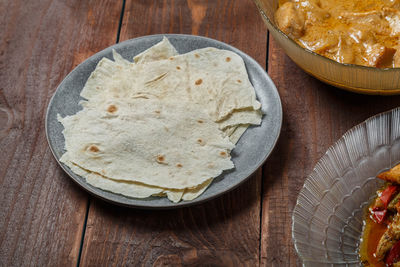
360;164;400;266
275;0;400;68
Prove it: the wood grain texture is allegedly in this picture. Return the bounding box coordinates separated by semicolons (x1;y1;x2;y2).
0;0;122;265
260;37;400;266
81;171;262;267
5;0;398;266
79;0;267;266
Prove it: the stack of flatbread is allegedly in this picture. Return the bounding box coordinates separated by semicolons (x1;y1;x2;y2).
58;37;262;202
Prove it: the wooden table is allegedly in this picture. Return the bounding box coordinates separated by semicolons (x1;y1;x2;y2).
1;1;400;266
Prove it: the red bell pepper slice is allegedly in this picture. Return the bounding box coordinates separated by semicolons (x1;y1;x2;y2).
386;240;400;266
370;185;399;224
371;208;387;224
380;185;398;208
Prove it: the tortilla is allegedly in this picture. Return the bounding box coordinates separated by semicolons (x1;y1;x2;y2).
134;36;178;64
62;154;212;202
63;156;164;198
218;109;262;130
59;37;262;202
228;124;250;144
59;98;234;189
80;48;261;122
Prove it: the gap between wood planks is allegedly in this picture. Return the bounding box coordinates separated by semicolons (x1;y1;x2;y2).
76;1;127;266
259;30;270;267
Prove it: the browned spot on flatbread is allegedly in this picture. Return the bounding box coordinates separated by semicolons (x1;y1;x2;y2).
89;145;99;152
219;151;227;157
226;57;231;62
176;163;183;168
155;110;161;114
176;66;181;70
107;105;117;113
197;120;204;123
237;79;242;83
156;155;165;163
195;79;202;85
195;54;200;58
197;138;204;145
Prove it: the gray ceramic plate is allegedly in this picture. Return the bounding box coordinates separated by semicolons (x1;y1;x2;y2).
45;34;282;209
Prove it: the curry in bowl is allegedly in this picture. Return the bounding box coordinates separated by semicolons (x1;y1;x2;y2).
275;0;400;68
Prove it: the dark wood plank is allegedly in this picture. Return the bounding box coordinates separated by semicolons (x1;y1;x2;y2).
81;171;262;266
0;0;122;265
80;0;267;266
261;37;400;266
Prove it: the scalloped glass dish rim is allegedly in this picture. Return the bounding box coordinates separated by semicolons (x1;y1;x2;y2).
291;106;400;264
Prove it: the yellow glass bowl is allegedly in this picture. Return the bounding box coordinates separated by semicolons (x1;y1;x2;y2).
253;0;400;95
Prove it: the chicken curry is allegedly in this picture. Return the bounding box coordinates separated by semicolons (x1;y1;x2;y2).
360;164;400;266
275;0;400;68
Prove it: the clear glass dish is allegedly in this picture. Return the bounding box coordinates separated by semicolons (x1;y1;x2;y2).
291;107;400;266
253;0;400;95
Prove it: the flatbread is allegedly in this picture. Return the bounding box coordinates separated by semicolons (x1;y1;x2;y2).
134;36;179;64
59;98;235;189
217;109;262;130
80;48;261;122
63;156;164;198
62;154;212;203
228;124;250;144
59;37;262;202
182;179;214;201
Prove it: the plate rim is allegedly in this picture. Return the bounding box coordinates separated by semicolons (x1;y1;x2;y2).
45;33;283;209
